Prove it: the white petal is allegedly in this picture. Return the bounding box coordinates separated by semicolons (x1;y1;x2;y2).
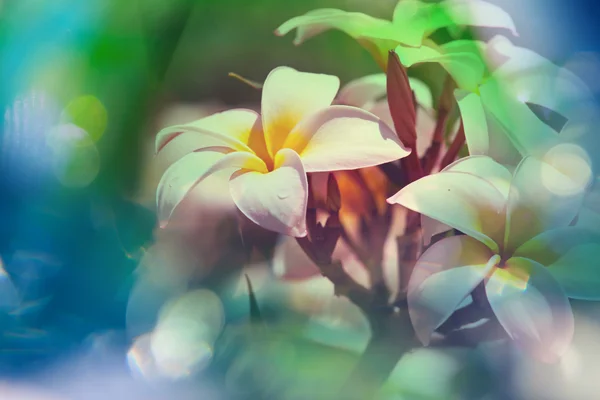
261;66;339;157
545;243;600;300
478;79;561;159
388;171;506;252
504;155;588;254
443;155;512;200
155;109;260;163
455;89;488;155
433;0;518;36
415;106;437;158
486;257;574;362
337;73;387;108
156;150;266;228
285;105;410;172
514;227;600;300
409;77;434;110
455;89;523;166
408;235;498;344
421;215;451;247
229;148;308;237
490;36;594;122
366;100;394;130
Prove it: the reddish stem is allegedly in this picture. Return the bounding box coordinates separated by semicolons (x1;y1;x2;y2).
440;121;466;170
421;108;449;174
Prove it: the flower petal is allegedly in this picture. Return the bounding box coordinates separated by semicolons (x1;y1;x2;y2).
443;155;512;200
155;109;261;163
478;79;561;158
421;156;511;246
229;148;308;237
455;89;522;165
421;215;451;247
544;244;600;300
157;149;267;228
387;171;506;252
486;257;574;362
409;77;434;111
284;105;410;172
504;154;589;254
408;235;498;345
513;227;600;300
490;36;594;123
367;98;438;157
261;66;339;158
428;0;518;37
339;74;435;116
415;107;437;158
455;90;488;155
337;74;387;108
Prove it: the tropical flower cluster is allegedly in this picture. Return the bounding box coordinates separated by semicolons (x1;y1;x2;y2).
155;0;600;366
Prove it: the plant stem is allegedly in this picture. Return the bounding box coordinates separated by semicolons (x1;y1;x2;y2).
339;308;416;399
440;120;466;169
422;108;449;174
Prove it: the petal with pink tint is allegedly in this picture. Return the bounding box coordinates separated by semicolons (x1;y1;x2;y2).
486;257;574;363
504;154;590;254
366;100;393;129
333;239;370;290
513;227;600;300
415;107;437;158
285;105;410;172
338;74;387;108
229;148;309;237
261;66;339;157
408;235;498;345
157;149;267;228
382;206;406;298
388;171;506;252
421;215;451;247
409;77;434;110
422;155;512;245
155;109;260;162
443;155;512;199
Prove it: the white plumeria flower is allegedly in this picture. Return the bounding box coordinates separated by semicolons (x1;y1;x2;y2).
388;154;600;362
156;66;410;237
